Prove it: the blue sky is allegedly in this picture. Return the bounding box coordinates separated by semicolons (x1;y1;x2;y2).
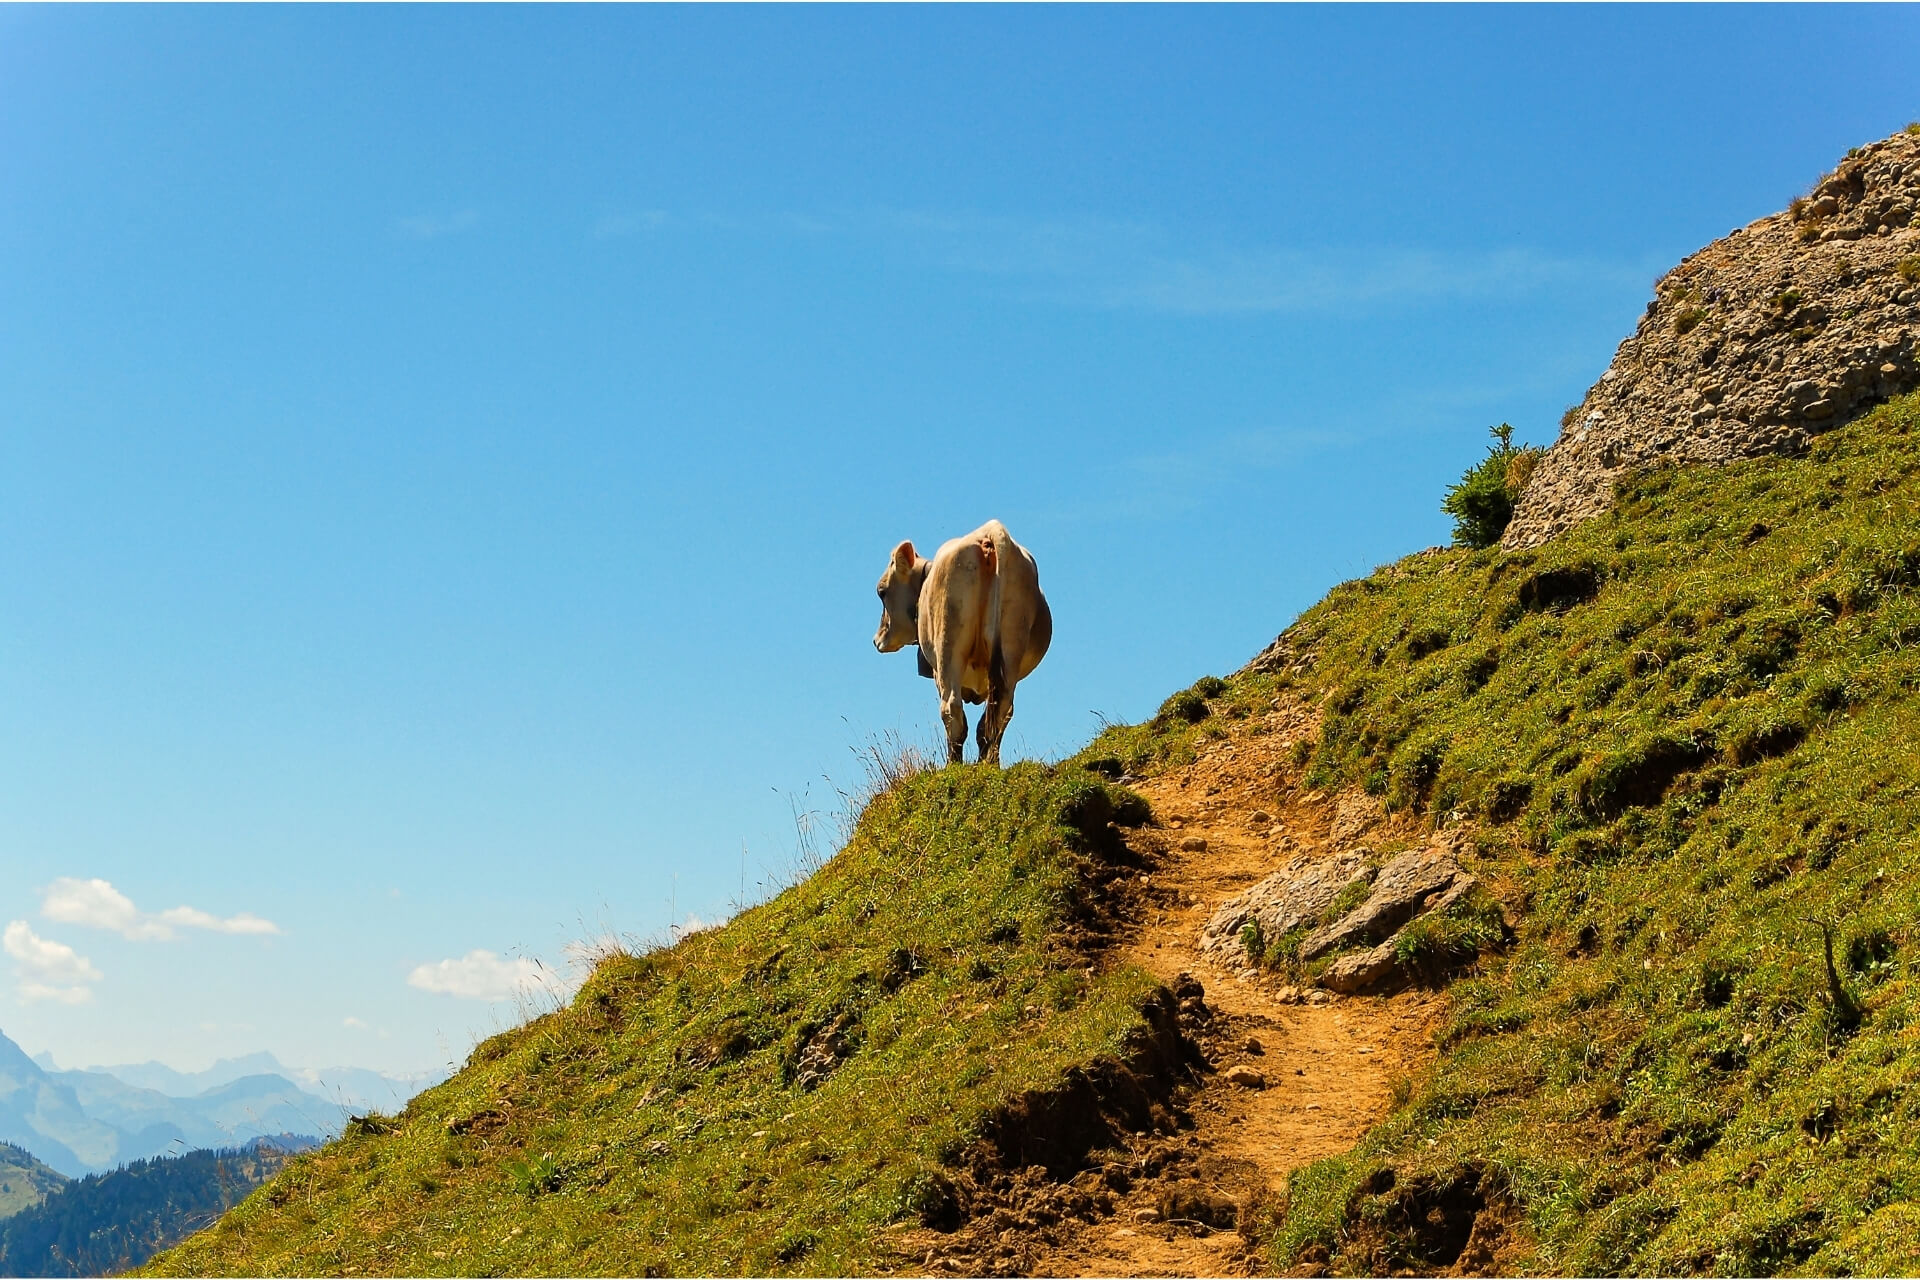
2;5;1915;1079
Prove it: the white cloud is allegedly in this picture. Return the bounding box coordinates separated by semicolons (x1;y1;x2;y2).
155;906;280;935
407;950;570;1002
41;877;280;941
396;210;479;240
343;1016;369;1030
41;877;161;939
5;920;100;1004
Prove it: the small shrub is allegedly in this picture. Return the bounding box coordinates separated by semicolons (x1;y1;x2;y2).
1240;920;1267;963
1442;423;1540;550
1157;689;1209;724
1896;257;1920;284
1673;306;1708;336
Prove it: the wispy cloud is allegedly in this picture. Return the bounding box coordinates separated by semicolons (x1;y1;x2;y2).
4;920;100;1004
396;210;480;241
42;877;280;941
866;209;1648;316
407;949;573;1002
593;210;670;239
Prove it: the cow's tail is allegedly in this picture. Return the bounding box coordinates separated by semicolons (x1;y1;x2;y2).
978;535;1005;690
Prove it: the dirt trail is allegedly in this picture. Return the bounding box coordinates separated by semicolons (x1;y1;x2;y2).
1030;711;1444;1278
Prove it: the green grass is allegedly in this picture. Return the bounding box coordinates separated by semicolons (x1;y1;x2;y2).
1250;391;1920;1275
0;1142;65;1222
142;764;1160;1277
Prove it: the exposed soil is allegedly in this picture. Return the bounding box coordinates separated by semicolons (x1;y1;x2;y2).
894;699;1447;1277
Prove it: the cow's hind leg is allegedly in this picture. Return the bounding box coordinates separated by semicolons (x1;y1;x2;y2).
942;688;969;765
977;650;1013;766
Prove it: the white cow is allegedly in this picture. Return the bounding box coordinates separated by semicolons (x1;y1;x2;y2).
872;520;1052;765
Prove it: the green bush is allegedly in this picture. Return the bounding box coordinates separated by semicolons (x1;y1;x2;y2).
1441;423;1538;550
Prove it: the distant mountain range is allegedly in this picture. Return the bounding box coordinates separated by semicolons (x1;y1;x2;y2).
0;1030;440;1177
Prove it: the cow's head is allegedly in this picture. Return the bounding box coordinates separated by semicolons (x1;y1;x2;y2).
873;539;927;653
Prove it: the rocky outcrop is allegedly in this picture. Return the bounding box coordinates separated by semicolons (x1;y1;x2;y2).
1198;850;1373;960
1201;843;1480;994
1505;127;1920;549
1297;847;1476;963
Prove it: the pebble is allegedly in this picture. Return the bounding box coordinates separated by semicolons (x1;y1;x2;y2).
1178;835;1208;852
1245;1036;1264;1054
1132;1207;1161;1224
1273;985;1301;1004
1224;1064;1267;1089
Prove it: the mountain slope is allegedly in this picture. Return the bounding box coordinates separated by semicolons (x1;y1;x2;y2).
0;1144;65;1222
145;765;1178;1277
0;1034;121;1178
143;390;1920;1276
1243;391;1920;1274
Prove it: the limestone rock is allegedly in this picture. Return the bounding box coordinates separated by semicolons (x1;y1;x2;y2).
1505;127;1920;550
1329;792;1385;846
1318;941;1401;994
1297;847;1476;962
1198;850;1373;960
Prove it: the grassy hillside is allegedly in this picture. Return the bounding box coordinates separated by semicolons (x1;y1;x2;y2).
0;1143;64;1222
1238;392;1920;1274
144;765;1166;1277
150;390;1920;1278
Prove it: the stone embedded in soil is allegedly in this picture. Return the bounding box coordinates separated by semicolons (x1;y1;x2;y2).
1224;1064;1267;1089
1328;792;1385;845
1178;835;1209;852
1298;847;1477;962
1318;940;1402;994
1199;850;1373;960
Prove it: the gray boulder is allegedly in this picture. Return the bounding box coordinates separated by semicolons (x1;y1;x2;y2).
1198;851;1373;959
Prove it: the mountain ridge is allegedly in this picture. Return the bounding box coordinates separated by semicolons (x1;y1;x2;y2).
0;1030;432;1176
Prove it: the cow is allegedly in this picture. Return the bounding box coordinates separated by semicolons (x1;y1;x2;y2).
872;519;1053;765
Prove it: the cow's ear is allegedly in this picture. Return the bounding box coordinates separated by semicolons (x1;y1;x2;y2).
891;540;917;573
